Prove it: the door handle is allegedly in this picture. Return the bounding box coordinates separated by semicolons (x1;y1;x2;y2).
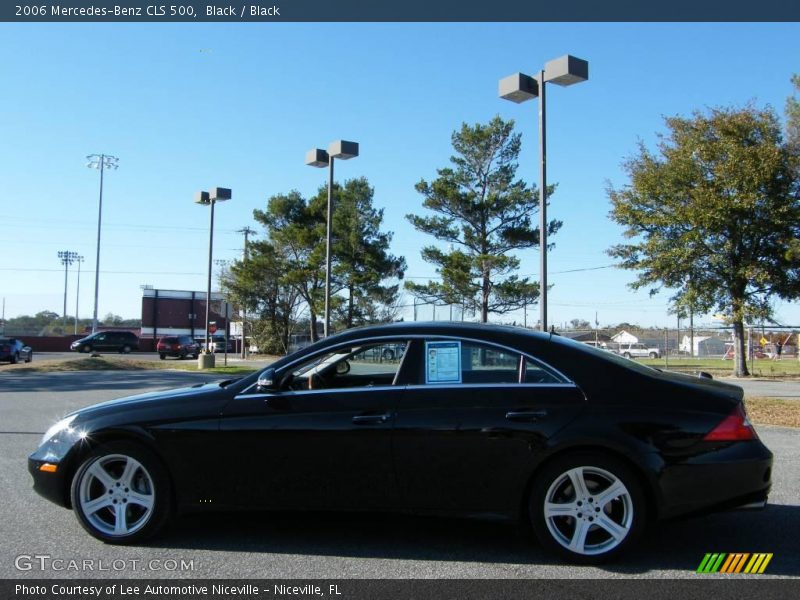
352;413;391;424
505;410;548;422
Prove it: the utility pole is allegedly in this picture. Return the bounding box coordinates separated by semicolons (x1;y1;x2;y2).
237;226;255;358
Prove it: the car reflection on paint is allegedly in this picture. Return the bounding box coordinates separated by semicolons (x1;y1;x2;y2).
29;322;772;563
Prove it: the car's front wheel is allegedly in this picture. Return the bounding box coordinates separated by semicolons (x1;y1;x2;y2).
80;345;91;354
121;345;132;354
71;442;171;544
11;352;19;364
529;453;646;564
25;352;32;363
649;352;658;359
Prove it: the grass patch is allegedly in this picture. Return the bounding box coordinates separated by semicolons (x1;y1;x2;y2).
10;356;261;376
745;397;800;428
11;357;150;372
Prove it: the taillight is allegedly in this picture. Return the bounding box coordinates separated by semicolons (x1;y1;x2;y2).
703;403;756;441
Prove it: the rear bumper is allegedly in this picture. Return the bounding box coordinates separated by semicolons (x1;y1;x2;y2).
657;440;772;519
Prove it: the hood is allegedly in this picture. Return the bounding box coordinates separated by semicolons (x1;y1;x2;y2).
69;380;229;424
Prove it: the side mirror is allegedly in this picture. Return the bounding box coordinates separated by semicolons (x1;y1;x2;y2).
256;368;278;392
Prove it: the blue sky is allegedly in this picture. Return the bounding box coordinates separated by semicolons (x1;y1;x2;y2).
1;22;799;328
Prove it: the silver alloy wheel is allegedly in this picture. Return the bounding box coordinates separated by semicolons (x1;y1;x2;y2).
76;454;155;537
543;466;633;556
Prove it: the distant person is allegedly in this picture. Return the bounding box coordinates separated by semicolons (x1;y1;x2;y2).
775;341;783;361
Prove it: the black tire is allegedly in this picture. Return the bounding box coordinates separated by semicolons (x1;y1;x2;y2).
529;453;646;564
11;352;19;365
159;353;166;360
180;350;187;360
71;441;171;544
25;352;32;363
121;345;132;354
622;352;632;359
648;352;658;359
80;345;91;354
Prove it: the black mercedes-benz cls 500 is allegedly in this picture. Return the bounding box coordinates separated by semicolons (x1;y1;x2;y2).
29;322;772;563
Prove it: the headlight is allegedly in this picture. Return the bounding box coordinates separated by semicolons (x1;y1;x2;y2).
40;415;78;446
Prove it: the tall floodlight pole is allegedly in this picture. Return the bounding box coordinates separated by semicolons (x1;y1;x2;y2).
195;188;232;354
305;140;359;338
74;255;84;334
86;154;119;334
499;55;589;331
57;250;78;322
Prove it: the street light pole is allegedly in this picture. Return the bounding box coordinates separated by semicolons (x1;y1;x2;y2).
86;154;118;334
324;153;335;338
538;67;548;332
195;188;232;359
499;55;589;332
305;140;359;338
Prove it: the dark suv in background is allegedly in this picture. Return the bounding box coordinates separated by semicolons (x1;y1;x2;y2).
157;336;200;360
70;331;139;354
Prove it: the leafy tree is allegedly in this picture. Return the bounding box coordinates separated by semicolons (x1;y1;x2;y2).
569;319;591;330
786;74;800;151
406;116;558;322
221;241;302;354
608;105;800;377
252;191;327;342
330;177;406;328
233;180;406;345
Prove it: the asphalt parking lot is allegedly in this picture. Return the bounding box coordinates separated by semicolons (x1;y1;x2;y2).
0;370;798;580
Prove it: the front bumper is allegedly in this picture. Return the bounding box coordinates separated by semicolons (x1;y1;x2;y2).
28;455;73;509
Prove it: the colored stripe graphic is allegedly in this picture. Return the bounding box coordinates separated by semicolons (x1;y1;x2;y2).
697;553;772;574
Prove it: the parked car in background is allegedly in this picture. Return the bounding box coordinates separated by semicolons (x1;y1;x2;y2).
195;336;235;354
156;336;200;360
613;343;661;359
70;331;139;354
0;338;32;364
581;341;610;351
30;322;772;563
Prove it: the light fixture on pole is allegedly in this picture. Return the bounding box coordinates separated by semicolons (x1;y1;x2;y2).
195;187;232;356
499;55;588;332
86;154;119;334
57;250;78;323
305;140;359;338
74;254;84;334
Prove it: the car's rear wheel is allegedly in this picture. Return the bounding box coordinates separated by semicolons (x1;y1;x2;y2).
121;345;132;354
71;441;171;544
529;453;646;564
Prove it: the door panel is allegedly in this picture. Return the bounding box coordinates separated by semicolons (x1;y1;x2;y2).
393;384;585;515
215;386;403;510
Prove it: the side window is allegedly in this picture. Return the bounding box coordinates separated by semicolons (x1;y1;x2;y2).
283;342;408;392
524;358;569;384
424;340;521;385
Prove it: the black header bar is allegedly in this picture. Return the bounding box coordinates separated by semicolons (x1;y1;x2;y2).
3;1;800;22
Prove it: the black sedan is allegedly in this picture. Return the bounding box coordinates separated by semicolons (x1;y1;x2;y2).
28;322;772;563
1;337;32;364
